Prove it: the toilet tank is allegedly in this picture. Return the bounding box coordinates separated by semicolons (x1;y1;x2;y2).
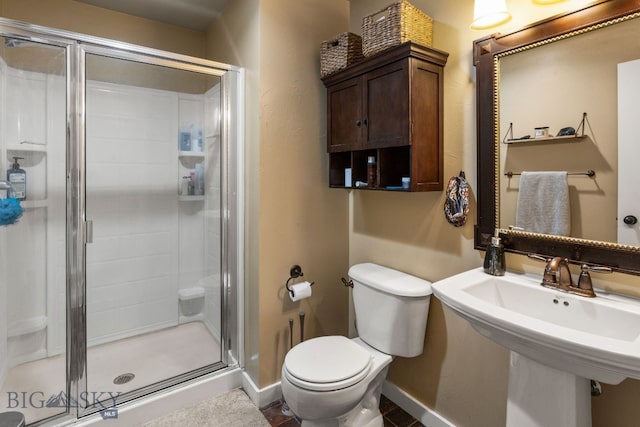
349;263;432;358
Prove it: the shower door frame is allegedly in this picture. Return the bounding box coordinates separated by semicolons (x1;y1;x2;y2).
0;17;244;423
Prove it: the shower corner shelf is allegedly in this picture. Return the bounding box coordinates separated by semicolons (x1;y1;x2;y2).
21;199;47;209
7;141;47;153
179;151;205;158
178;195;204;202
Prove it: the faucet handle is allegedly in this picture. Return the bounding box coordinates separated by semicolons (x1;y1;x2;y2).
576;264;611;297
577;264;593;293
582;264;613;274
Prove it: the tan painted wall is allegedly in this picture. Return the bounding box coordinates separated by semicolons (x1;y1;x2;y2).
207;0;351;386
349;1;640;426
255;0;350;387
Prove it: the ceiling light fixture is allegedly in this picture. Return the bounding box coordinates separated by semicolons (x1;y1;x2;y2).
532;0;567;4
471;0;512;30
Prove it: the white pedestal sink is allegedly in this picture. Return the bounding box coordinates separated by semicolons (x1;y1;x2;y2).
432;268;640;427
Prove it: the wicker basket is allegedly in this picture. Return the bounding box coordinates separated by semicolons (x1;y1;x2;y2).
320;32;364;77
362;0;433;57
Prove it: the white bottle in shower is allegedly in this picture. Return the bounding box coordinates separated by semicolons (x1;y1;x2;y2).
194;163;204;195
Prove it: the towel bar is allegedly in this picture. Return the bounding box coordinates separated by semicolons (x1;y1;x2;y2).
504;170;595;178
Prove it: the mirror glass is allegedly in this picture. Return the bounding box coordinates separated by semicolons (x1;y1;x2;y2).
497;15;640;247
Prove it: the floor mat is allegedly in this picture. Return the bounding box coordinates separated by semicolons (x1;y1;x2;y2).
141;389;270;427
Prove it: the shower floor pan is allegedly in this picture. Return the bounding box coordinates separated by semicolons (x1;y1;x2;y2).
0;321;221;424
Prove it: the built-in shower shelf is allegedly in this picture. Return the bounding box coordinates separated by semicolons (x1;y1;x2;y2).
178;195;204;202
178;151;205;158
21;199;47;209
7;142;47;153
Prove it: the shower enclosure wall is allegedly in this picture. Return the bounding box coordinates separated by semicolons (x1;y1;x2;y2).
0;18;242;425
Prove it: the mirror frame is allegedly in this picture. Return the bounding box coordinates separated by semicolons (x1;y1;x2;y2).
474;0;640;276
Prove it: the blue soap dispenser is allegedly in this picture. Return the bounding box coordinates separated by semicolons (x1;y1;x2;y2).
7;157;26;200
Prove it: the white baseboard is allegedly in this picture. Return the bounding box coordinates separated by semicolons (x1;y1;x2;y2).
382;380;456;427
242;371;282;409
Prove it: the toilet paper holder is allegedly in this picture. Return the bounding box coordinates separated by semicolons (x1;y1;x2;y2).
286;264;315;298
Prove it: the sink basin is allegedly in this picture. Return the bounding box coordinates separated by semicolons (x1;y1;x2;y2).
432;267;640;385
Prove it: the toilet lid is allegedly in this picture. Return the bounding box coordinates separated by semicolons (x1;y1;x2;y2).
284;336;372;391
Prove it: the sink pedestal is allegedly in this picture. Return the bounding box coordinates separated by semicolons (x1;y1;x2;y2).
507;352;591;427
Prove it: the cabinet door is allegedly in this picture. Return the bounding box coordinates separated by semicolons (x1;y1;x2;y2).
326;76;363;152
364;60;409;148
410;58;444;191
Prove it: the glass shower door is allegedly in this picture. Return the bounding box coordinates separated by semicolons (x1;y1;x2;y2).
83;52;224;409
0;37;68;424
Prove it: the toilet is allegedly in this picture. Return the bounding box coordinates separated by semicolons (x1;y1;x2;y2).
281;263;432;427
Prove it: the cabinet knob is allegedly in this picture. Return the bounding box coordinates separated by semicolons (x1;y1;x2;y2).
356;119;361;127
363;118;368;126
624;215;638;225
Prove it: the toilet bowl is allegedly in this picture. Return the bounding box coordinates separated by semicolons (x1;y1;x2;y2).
281;336;392;426
281;263;432;427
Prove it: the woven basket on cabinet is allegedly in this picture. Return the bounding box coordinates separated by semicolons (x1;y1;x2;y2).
362;0;433;57
320;32;364;77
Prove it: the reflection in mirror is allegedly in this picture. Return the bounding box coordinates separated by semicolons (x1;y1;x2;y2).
473;1;640;276
499;16;640;245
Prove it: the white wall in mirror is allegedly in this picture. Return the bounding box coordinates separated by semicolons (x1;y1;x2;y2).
617;58;640;247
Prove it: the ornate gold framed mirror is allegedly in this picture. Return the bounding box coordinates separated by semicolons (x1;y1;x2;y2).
474;0;640;275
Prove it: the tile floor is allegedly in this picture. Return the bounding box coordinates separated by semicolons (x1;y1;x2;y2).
260;395;425;427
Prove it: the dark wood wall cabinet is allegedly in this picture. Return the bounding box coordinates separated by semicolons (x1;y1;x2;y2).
322;41;448;192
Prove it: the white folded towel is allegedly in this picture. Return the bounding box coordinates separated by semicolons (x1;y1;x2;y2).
515;171;571;236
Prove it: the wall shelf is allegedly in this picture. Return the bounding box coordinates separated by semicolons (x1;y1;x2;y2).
503;112;589;145
503;135;587;144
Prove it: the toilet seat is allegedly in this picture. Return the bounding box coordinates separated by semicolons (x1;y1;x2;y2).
284;336;372;392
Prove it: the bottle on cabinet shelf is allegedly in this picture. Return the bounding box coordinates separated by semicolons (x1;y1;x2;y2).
367;156;376;187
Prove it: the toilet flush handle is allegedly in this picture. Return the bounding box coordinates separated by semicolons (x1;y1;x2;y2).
341;277;353;288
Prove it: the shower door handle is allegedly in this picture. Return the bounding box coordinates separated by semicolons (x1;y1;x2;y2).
84;220;93;244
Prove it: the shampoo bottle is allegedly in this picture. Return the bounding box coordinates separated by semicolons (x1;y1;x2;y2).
483;230;506;276
7;157;26;200
367;156;376;187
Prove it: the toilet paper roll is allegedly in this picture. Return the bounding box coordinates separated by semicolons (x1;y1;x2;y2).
289;281;312;302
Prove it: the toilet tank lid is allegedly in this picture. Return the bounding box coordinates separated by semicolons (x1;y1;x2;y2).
348;263;432;297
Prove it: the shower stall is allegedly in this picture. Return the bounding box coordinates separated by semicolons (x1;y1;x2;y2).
0;18;242;425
